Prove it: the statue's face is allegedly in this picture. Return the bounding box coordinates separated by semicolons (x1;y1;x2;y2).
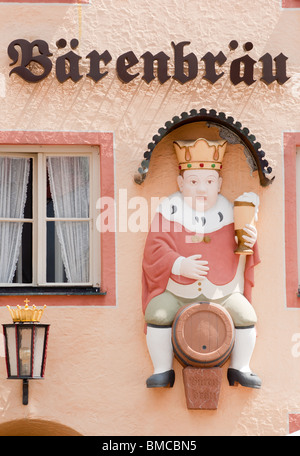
177;169;222;212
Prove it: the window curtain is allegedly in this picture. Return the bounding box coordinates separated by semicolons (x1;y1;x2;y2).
47;156;90;283
0;157;30;283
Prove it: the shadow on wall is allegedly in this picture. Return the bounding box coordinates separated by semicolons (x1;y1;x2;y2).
0;418;82;436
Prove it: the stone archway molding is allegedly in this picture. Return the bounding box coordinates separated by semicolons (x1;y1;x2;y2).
134;108;274;187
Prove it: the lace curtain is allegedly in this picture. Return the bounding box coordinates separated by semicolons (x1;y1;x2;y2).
0;157;30;283
47;156;90;283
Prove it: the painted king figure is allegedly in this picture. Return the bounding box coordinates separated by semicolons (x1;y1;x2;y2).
142;137;262;389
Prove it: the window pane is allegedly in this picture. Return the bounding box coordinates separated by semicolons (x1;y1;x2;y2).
46;156;90;284
47;156;90;218
0;222;32;284
0;157;31;218
12;222;32;284
47;221;90;283
24;158;33;219
0;157;32;284
47;221;68;283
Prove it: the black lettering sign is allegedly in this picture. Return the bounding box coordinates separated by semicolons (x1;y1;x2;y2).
141;51;170;84
116;51;139;83
201;51;227;84
8;39;52;82
172;41;198;84
7;38;290;88
230;42;256;86
55;38;82;83
259;52;290;85
86;50;112;82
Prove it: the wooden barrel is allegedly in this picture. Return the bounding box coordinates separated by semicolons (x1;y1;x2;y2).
172;302;235;368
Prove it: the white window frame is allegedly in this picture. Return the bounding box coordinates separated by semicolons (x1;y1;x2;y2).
0;144;101;289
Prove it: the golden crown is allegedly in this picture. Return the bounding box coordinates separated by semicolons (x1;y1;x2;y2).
173;137;227;171
7;299;46;323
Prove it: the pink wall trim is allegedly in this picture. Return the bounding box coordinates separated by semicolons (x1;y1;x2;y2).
284;132;300;308
282;0;300;7
0;130;116;307
289;414;300;433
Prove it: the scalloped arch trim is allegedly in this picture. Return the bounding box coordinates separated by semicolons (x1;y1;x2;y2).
134;108;274;187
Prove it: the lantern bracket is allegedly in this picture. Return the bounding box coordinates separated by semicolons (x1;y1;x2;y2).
23;379;29;406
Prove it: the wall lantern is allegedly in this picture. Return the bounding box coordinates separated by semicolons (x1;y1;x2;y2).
2;299;49;405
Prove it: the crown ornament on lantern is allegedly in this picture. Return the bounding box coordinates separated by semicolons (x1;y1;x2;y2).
7;299;46;323
173;138;227;171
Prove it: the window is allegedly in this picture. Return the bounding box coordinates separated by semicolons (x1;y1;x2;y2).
0;131;116;306
0;145;100;292
284;132;300;308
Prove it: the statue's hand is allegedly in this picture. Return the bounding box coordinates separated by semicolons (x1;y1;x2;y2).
242;224;257;248
180;255;209;280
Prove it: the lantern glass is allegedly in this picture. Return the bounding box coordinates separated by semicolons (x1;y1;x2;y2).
33;326;47;378
19;327;32;377
5;326;18;377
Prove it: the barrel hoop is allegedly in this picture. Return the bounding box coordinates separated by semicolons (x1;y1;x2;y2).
172;336;234;367
147;323;172;329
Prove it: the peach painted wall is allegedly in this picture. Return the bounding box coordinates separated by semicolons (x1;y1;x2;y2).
0;0;299;436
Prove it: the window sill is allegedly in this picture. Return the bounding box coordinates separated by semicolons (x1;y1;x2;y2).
0;286;106;296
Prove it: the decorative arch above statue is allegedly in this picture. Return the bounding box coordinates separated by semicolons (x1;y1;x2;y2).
134;108;274;187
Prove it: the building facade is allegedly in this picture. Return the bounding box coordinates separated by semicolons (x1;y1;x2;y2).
0;0;299;437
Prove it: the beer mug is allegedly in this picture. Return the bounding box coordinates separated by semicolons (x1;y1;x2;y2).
234;201;256;255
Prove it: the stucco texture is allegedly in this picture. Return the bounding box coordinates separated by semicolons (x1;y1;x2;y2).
0;0;299;436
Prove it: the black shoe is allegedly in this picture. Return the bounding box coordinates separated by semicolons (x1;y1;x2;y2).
227;368;262;389
146;370;175;388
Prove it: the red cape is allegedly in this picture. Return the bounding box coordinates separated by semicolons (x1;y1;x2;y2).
142;213;260;314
